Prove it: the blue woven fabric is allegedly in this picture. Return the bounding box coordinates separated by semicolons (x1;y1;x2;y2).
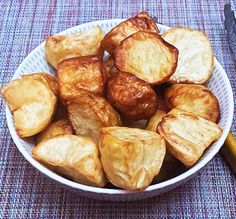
0;0;235;218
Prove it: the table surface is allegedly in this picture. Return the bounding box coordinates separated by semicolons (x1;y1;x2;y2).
0;0;236;218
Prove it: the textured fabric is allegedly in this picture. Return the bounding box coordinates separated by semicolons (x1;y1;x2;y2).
0;0;236;218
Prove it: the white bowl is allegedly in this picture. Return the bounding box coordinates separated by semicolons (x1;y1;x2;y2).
6;20;234;201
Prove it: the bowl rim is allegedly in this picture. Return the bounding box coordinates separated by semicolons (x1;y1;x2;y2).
6;19;234;195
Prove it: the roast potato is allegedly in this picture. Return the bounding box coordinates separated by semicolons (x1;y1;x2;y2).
162;27;214;84
1;74;57;137
158;109;222;167
107;71;158;120
101;11;159;54
58;56;106;100
67;93;122;141
99;127;166;190
164;84;220;122
36;119;73;144
115;31;178;84
45;26;104;69
145;110;166;132
32;134;107;187
22;73;58;96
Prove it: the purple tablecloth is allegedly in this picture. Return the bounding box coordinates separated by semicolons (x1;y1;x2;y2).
0;0;235;218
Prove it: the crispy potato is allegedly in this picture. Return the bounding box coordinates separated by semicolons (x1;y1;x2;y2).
36;119;73;144
101;11;159;54
164;84;220;122
158;109;222;167
58;56;106;100
99;127;166;190
146;110;166;132
23;73;58;96
1;75;56;137
32;134;107;187
107;71;158;120
115;31;178;84
67;93;122;141
162;27;214;84
45;26;104;69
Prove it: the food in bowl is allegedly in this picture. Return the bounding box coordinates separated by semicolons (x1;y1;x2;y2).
1;11;223;191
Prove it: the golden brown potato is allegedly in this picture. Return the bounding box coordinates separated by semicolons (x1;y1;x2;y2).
32;134;107;187
107;71;158;120
162;27;214;84
164;84;220;122
158;109;222;167
99;127;166;190
115;31;178;84
22;73;58;96
35;119;73;144
1;75;56;137
57;56;106;100
101;11;159;54
146;110;166;132
45;26;104;69
67;93;122;141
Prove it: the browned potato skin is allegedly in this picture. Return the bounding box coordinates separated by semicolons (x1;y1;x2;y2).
58;56;107;101
101;11;159;54
35;119;73;144
164;84;220;122
114;31;179;84
67;92;122;141
107;71;158;120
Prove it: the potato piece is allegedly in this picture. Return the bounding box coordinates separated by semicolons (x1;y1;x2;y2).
162;27;214;84
107;72;158;120
45;26;104;69
58;56;106;100
102;11;159;54
115;31;178;84
32;134;107;187
1;76;56;137
23;73;58;96
146;110;166;132
36;119;73;144
158;109;222;167
164;84;220;122
99;127;166;190
67;93;122;141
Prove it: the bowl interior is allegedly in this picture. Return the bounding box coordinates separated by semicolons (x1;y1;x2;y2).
6;20;234;197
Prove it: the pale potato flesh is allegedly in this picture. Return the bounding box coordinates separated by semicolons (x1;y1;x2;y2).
32;134;107;187
99;127;166;190
162;27;214;84
115;31;178;84
158;109;222;167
